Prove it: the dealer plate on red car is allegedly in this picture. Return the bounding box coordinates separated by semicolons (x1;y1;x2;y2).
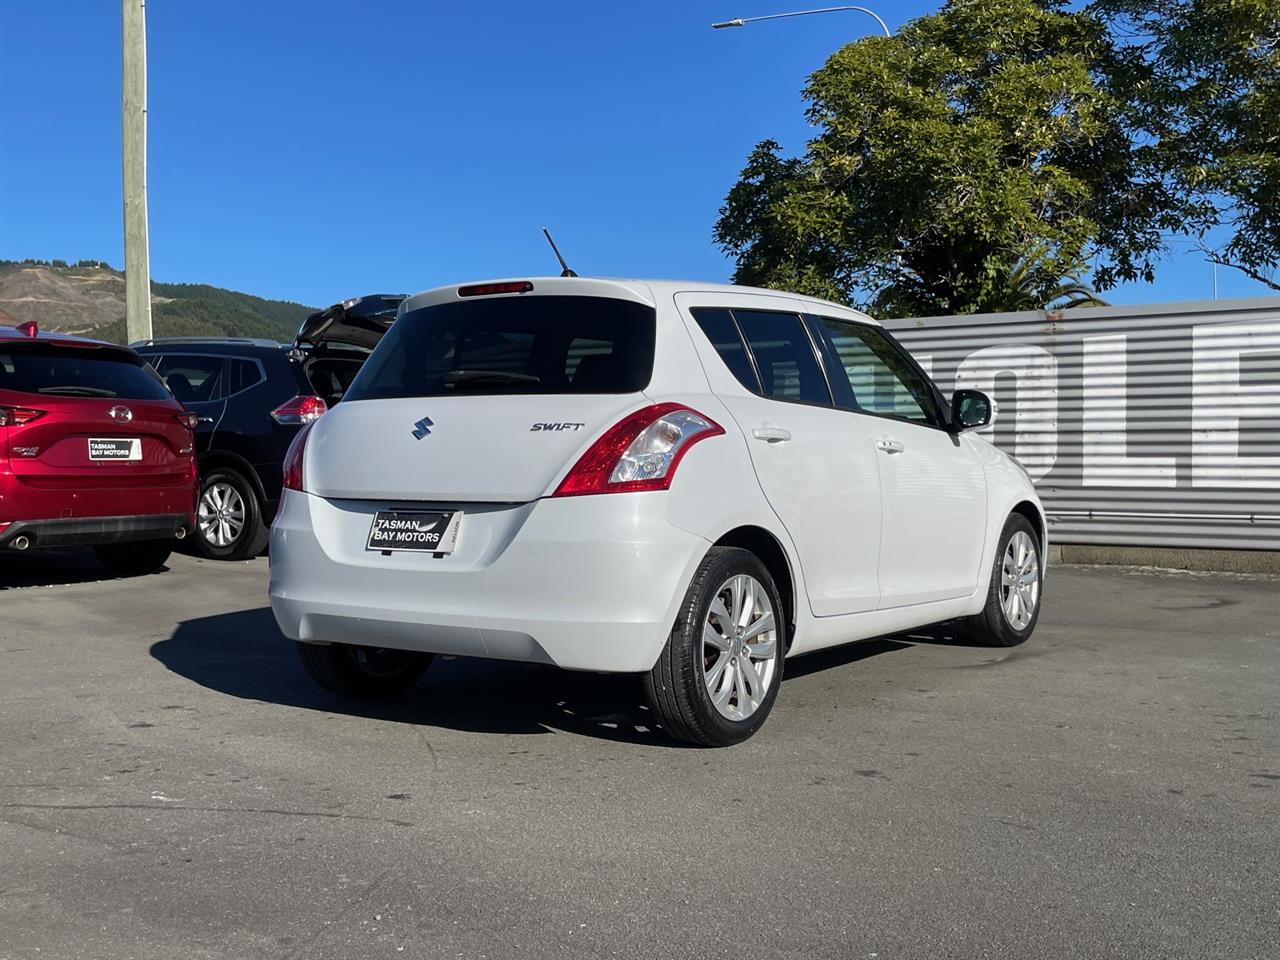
366;510;460;554
88;438;142;461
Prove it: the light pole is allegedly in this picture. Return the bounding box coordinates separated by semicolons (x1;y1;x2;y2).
711;5;891;37
122;0;152;343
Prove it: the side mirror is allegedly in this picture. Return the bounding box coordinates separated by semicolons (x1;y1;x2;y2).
951;389;996;432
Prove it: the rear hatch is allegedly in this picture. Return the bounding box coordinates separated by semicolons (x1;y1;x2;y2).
294;294;405;353
1;339;191;491
305;287;656;503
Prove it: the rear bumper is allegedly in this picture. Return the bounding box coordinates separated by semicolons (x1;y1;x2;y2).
268;489;710;673
0;513;190;549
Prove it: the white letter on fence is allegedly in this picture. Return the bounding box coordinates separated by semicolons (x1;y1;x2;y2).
1082;335;1176;487
1192;319;1280;489
955;344;1058;481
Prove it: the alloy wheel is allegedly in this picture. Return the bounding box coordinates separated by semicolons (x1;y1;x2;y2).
1000;530;1040;629
702;573;779;722
198;481;246;548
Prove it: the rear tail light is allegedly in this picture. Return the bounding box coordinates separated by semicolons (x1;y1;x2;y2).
552;403;724;497
176;411;199;430
271;395;327;425
282;421;314;492
0;407;45;427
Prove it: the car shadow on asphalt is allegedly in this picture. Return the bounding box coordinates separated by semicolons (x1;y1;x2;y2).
152;608;954;746
0;548;167;590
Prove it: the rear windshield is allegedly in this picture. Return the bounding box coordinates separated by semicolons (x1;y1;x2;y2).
0;343;172;401
343;295;656;400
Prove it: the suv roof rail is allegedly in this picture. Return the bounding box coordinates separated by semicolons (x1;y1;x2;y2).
129;336;282;348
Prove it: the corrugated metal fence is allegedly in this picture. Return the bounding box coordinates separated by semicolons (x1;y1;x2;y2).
884;297;1280;550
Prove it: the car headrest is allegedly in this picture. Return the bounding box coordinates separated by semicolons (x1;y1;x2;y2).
166;372;196;402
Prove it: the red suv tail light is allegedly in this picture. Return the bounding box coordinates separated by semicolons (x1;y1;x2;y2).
0;407;45;427
175;411;199;430
282;421;314;492
271;395;327;425
552;403;724;497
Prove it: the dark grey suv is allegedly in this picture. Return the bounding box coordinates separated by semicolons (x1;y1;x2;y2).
134;294;401;559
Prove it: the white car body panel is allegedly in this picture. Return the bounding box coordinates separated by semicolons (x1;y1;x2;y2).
269;277;1045;674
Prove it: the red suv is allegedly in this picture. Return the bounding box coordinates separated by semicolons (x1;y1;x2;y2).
0;322;197;574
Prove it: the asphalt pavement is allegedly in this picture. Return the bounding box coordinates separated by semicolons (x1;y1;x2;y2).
1;549;1277;959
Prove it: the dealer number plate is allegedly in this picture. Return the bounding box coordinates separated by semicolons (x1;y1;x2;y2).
366;510;460;554
88;438;142;461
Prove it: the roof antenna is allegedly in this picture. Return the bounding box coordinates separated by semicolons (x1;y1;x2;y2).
542;227;578;277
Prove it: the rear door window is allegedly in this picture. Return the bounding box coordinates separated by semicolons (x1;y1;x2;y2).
0;343;172;400
345;295;656;399
154;354;225;404
732;310;832;406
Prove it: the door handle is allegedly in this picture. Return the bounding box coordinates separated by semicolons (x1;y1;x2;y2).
752;426;792;443
876;437;904;454
197;416;215;424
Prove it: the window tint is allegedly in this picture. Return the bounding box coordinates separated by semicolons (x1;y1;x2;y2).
226;358;264;396
690;308;760;392
809;316;939;424
0;343;171;400
345;296;655;400
733;310;831;406
155;354;225;404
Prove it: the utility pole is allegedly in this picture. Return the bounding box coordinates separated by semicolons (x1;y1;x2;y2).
122;0;152;343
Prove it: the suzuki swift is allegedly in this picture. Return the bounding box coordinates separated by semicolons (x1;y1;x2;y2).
269;278;1045;746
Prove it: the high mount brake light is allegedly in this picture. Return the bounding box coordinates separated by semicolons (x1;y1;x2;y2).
282;421;314;492
0;407;45;427
271;395;327;425
16;321;38;338
553;403;724;497
458;281;534;298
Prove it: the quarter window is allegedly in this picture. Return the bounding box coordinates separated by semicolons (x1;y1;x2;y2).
690;308;760;393
226;358;264;396
809;316;939;425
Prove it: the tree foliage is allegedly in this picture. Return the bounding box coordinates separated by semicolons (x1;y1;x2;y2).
1093;0;1280;290
714;0;1191;315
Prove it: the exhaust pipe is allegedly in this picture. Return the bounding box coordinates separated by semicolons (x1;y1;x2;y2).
174;526;187;541
12;535;30;551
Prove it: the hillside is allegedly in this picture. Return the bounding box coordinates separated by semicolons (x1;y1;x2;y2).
0;260;316;344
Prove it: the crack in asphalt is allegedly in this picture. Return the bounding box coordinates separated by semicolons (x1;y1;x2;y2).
0;802;414;827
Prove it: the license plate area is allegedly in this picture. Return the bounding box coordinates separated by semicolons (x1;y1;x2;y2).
88;438;142;461
366;510;461;554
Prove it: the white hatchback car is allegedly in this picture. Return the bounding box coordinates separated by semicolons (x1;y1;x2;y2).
269;278;1045;745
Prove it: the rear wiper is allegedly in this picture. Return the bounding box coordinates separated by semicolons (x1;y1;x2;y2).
443;370;541;388
38;386;117;397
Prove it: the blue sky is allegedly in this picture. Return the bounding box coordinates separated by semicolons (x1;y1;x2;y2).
1;0;1272;309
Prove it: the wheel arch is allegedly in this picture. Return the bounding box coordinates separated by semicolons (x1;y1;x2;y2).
1010;499;1047;551
710;525;797;650
197;450;267;506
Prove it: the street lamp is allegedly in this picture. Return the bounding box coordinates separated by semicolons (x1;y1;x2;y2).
712;5;891;38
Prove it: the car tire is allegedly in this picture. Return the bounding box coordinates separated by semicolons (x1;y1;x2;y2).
643;546;786;747
194;467;268;561
296;642;434;699
94;539;173;576
960;513;1043;647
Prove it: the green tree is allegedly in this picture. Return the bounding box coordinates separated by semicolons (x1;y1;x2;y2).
714;0;1181;316
999;249;1109;311
1093;0;1280;291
